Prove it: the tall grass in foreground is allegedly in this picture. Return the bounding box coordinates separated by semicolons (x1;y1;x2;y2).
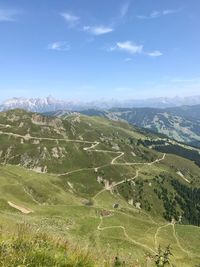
0;223;136;267
0;223;96;267
0;223;174;266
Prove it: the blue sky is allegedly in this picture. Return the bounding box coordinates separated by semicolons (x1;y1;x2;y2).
0;0;200;101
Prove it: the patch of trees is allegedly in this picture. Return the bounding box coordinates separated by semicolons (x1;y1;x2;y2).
137;139;166;147
154;186;180;222
155;144;200;167
171;180;200;226
153;174;200;226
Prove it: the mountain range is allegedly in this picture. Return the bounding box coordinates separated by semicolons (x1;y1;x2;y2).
1;95;200;112
1;96;200;147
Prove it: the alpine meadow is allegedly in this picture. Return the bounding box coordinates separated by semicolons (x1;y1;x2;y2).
0;0;200;266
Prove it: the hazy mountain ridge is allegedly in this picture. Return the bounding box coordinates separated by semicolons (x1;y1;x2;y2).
1;95;200;112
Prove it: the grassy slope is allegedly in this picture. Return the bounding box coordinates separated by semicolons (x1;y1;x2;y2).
0;110;200;266
0;165;200;266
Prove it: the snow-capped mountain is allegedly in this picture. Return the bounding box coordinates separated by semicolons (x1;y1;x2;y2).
0;96;84;112
0;95;200;112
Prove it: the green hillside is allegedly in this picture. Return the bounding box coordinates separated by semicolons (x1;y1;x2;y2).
73;105;200;147
0;109;200;266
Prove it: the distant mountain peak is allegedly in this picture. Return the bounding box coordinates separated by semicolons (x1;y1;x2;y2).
1;95;200;112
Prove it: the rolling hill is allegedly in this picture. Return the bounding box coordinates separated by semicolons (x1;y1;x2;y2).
73;105;200;147
0;109;200;266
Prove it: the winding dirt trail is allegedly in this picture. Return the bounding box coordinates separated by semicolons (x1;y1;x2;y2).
93;153;165;200
93;170;139;199
97;216;156;254
172;224;190;256
0;130;97;144
112;153;166;166
111;152;125;164
0;129;166;176
154;222;172;250
83;142;100;151
58;141;165;177
154;222;200;259
172;224;200;258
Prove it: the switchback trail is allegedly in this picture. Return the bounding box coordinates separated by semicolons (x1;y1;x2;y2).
154;221;200;259
93;153;165;199
1;129;167;206
0;130;166;176
93;170;139;199
57;138;166;176
97;216;156;254
154;222;172;250
172;224;200;258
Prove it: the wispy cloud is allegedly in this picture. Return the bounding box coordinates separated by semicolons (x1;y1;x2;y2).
109;41;163;58
83;25;114;35
163;9;179;15
115;41;143;54
48;42;71;51
171;77;200;83
137;9;179;19
146;51;163;57
110;2;130;28
60;12;80;27
0;8;21;22
120;2;130;18
124;57;132;62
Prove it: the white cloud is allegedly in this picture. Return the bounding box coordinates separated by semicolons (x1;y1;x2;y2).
109;41;163;58
48;42;71;51
115;41;143;54
83;25;114;35
137;9;179;19
0;9;20;22
163;9;178;15
60;12;80;27
147;51;163;57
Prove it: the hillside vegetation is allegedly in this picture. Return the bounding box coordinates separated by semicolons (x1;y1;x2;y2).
72;105;200;147
0;109;200;266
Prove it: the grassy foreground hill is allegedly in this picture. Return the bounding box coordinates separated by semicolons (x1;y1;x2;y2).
0;109;200;266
